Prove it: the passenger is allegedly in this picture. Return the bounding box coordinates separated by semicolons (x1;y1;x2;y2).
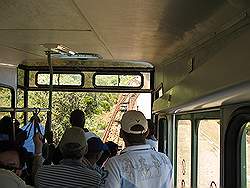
0;134;43;188
106;141;118;158
0;116;26;145
70;109;85;129
83;137;108;182
52;109;85;164
104;110;173;188
145;119;158;151
36;127;102;188
22;116;45;154
96;141;118;167
84;128;98;140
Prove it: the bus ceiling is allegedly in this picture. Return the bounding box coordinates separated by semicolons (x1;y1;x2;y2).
0;1;249;68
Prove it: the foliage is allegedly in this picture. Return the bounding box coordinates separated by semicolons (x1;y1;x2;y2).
27;91;118;144
0;72;120;145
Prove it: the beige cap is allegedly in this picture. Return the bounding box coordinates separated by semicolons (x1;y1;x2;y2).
121;110;148;134
59;127;87;153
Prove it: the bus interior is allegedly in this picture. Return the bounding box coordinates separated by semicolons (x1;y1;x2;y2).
1;1;250;187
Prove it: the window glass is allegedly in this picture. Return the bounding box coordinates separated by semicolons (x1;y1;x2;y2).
142;72;150;89
94;74;142;88
28;91;49;108
17;89;24;108
36;73;83;86
17;68;25;86
197;120;220;188
29;71;38;87
177;120;191;188
0;87;12;107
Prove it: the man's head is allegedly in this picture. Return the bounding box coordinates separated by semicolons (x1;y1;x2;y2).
85;137;108;165
59;127;87;160
120;110;148;146
106;141;118;157
70;110;85;129
146;119;155;138
0;141;25;176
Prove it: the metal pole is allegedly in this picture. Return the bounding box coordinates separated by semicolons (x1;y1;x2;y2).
23;70;29;124
46;51;53;132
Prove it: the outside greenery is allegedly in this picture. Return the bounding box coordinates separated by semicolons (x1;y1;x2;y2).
27;91;118;144
0;72;142;144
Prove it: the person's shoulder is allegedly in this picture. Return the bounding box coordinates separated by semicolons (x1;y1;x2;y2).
104;154;122;169
0;168;27;187
82;165;102;177
154;151;172;166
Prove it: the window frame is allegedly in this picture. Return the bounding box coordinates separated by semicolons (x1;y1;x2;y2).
224;106;250;188
35;71;84;88
175;110;220;188
93;72;144;90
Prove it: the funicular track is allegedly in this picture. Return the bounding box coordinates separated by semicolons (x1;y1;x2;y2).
102;93;139;147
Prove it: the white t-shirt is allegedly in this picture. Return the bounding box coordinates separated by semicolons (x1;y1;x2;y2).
104;144;173;188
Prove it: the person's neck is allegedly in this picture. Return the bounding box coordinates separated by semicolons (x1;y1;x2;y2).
125;142;145;147
62;158;83;165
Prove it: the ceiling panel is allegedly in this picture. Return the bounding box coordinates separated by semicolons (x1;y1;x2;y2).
0;0;246;67
0;45;40;66
75;0;241;64
0;0;90;30
0;30;111;59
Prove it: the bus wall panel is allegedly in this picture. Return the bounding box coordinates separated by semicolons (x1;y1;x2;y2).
0;67;17;90
154;16;250;113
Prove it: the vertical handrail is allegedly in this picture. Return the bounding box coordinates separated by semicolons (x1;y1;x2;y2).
45;51;53;141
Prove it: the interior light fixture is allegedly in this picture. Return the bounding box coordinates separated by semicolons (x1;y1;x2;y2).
40;43;102;60
52;52;102;60
41;43;77;55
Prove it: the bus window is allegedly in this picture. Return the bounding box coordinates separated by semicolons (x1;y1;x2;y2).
177;120;191;188
28;91;49;108
0;87;12;108
241;122;250;187
36;73;83;86
197;120;220;188
94;73;142;88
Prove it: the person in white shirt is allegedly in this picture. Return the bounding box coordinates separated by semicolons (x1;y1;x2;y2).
104;110;173;188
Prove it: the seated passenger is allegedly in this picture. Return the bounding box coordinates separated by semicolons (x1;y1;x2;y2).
104;110;173;188
52;109;85;164
145;119;158;151
96;141;118;167
0;135;42;188
36;127;102;188
0;116;26;145
83;137;108;182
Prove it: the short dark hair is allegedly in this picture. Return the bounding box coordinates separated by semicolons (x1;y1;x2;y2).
121;124;147;145
61;143;83;160
70;110;85;128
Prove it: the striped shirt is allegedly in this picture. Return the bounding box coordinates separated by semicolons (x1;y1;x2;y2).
35;159;101;188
